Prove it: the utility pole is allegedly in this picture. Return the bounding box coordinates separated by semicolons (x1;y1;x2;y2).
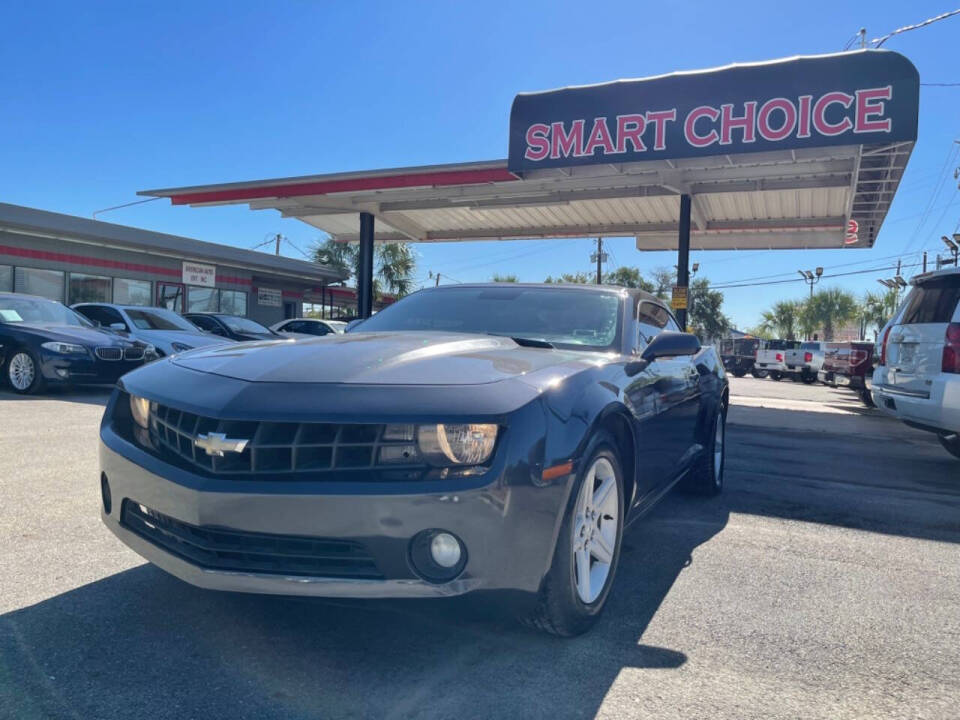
274;233;282;256
590;237;606;284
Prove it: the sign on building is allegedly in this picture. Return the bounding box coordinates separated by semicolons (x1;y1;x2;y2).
182;261;216;287
671;286;688;310
258;287;282;307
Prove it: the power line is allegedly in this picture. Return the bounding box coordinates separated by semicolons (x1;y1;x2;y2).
922;82;960;87
871;8;960;47
714;261;924;290
91;196;160;219
901;141;960;256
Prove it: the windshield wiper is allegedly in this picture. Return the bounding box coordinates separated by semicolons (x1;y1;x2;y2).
487;333;554;348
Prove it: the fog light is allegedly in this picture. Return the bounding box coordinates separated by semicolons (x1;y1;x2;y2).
56;368;69;378
100;472;112;514
430;532;461;568
409;529;467;583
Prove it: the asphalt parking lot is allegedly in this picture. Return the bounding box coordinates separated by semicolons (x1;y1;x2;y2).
1;378;958;720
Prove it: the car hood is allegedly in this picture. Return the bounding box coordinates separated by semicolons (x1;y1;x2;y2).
170;331;605;385
13;323;132;347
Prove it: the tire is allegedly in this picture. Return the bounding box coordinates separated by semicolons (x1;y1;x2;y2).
938;433;960;460
732;369;747;378
769;371;782;381
859;388;875;408
526;432;624;637
4;348;44;394
751;369;768;379
681;400;727;496
801;372;816;385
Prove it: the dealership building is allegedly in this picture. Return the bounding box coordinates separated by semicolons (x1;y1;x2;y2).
0;202;350;325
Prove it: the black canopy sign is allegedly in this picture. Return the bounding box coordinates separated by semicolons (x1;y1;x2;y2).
508;51;919;173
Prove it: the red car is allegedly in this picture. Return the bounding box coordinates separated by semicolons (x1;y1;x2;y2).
818;341;875;406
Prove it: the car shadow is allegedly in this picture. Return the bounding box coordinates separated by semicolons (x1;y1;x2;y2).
0;385;111;406
0;492;725;720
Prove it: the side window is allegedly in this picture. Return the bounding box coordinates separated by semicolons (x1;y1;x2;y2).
76;305;126;329
189;315;216;332
277;321;296;332
636;301;670;346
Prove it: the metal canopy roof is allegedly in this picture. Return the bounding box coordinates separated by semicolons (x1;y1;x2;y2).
140;51;918;252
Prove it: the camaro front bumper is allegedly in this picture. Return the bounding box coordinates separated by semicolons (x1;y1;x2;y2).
99;421;570;600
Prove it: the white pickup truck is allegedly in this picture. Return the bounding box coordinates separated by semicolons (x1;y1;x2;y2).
755;339;800;381
784;341;827;384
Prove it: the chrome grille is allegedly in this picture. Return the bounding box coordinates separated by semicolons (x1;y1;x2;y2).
148;403;425;478
95;346;122;361
124;346;145;361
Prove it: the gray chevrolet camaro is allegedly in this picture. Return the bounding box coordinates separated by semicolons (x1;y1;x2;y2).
100;283;728;636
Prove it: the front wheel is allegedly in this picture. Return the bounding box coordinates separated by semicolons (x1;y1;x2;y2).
939;433;960;460
5;348;44;394
526;434;624;636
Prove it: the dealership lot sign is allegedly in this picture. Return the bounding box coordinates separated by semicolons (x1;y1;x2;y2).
182;261;216;287
509;51;919;173
257;287;282;307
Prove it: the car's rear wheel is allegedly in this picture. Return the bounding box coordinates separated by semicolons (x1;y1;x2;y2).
526;433;624;637
801;372;816;384
751;368;768;379
938;433;960;460
681;400;726;496
5;349;44;394
859;388;875;408
769;371;782;381
732;368;747;378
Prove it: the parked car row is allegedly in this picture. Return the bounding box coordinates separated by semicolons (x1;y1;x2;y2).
1;291;347;394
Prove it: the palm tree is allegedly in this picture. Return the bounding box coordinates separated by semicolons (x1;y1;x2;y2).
758;300;801;340
861;289;899;340
805;288;857;341
376;243;416;298
312;238;417;299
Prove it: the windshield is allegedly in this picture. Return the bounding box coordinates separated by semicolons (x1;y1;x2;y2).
355;286;622;350
800;342;820;350
125;307;198;331
0;295;93;327
220;315;272;334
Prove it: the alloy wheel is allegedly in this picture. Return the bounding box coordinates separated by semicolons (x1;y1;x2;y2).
9;352;35;391
572;456;619;604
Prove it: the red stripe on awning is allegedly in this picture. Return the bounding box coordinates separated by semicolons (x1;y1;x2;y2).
169;168;518;206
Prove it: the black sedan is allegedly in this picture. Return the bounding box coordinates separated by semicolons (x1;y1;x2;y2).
100;284;728;635
182;312;282;342
0;292;152;394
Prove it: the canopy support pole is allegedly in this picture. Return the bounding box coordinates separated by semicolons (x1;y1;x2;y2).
676;194;691;331
357;212;375;318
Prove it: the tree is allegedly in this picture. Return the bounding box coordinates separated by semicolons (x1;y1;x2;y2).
805;287;857;341
758;300;802;340
544;272;593;284
376;242;416;298
649;267;675;301
860;289;899;340
491;273;519;282
312;238;417;299
687;277;732;343
603;266;655;292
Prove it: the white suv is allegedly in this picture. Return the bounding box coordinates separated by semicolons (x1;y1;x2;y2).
872;268;960;460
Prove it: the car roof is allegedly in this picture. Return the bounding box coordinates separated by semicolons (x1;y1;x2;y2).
1;291;62;303
911;267;960;285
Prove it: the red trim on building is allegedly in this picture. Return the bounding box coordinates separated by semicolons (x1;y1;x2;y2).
0;244;181;277
169;168;518;206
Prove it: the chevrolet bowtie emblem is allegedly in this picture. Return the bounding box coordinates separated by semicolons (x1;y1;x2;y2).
195;432;249;457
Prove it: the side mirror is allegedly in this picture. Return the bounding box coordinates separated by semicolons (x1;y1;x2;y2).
209;327;226;336
109;322;127;331
642;331;701;361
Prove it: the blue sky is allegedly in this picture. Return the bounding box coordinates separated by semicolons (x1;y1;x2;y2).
2;1;958;329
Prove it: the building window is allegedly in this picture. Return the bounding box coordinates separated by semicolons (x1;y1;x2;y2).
219;290;247;316
157;282;185;312
113;278;152;306
14;267;64;302
187;286;220;313
68;273;112;304
0;265;11;292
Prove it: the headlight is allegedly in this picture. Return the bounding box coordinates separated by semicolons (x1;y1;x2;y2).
417;424;498;466
170;342;193;353
129;394;150;429
41;341;87;355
